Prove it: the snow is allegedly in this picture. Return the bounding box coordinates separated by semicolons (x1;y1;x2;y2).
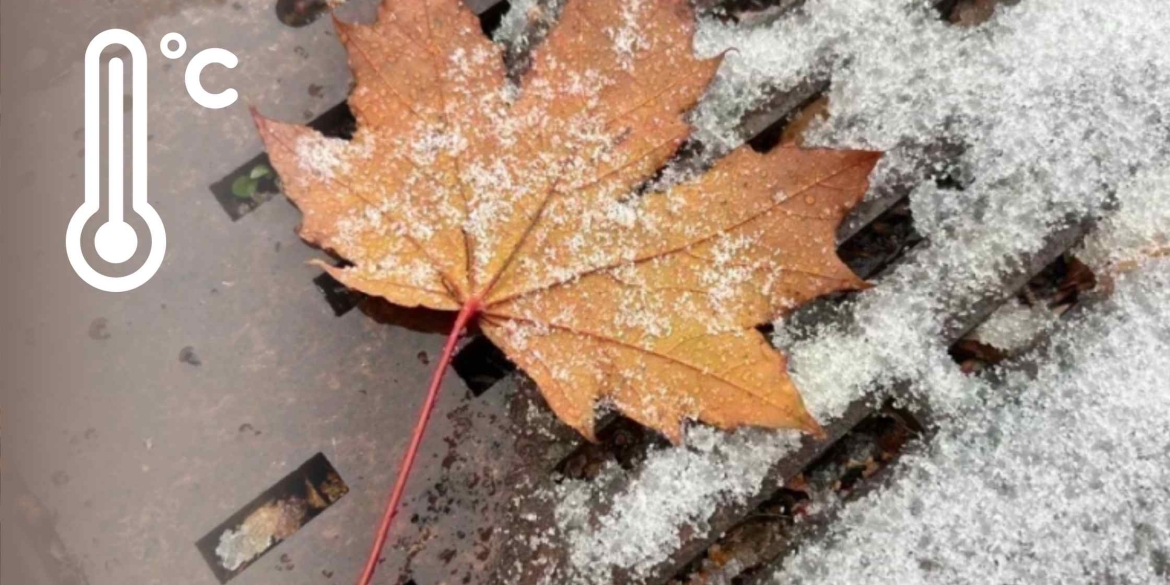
1081;167;1170;273
555;427;801;583
493;0;564;63
548;0;1170;581
772;259;1170;585
609;0;652;71
749;0;1170;411
968;298;1056;352
293;132;374;182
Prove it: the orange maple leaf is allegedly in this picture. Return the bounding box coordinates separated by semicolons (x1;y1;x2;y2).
252;0;879;581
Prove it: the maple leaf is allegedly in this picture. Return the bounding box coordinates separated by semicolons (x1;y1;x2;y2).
252;0;879;581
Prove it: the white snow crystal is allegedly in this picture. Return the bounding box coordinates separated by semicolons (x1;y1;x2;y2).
294;132;374;181
969;298;1056;352
1080;166;1170;274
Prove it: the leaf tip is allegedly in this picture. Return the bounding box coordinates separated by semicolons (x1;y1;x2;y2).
859;149;885;168
662;421;686;446
330;11;353;39
576;420;599;443
714;47;738;65
803;415;826;440
248;105;270;134
790;402;827;439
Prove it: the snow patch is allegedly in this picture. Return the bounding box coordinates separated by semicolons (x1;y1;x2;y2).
773;259;1170;585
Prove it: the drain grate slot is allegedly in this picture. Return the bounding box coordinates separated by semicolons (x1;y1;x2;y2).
452;335;516;396
313;268;364;317
195;453;349;583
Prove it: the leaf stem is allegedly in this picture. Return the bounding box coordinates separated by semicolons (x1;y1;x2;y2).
356;297;481;585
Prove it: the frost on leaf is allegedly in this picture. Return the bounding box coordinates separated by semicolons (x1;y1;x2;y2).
254;0;879;442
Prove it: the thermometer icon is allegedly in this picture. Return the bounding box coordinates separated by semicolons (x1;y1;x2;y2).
67;29;239;292
67;29;166;292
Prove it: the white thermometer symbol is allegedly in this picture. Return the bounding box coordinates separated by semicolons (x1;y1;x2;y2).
67;29;166;292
